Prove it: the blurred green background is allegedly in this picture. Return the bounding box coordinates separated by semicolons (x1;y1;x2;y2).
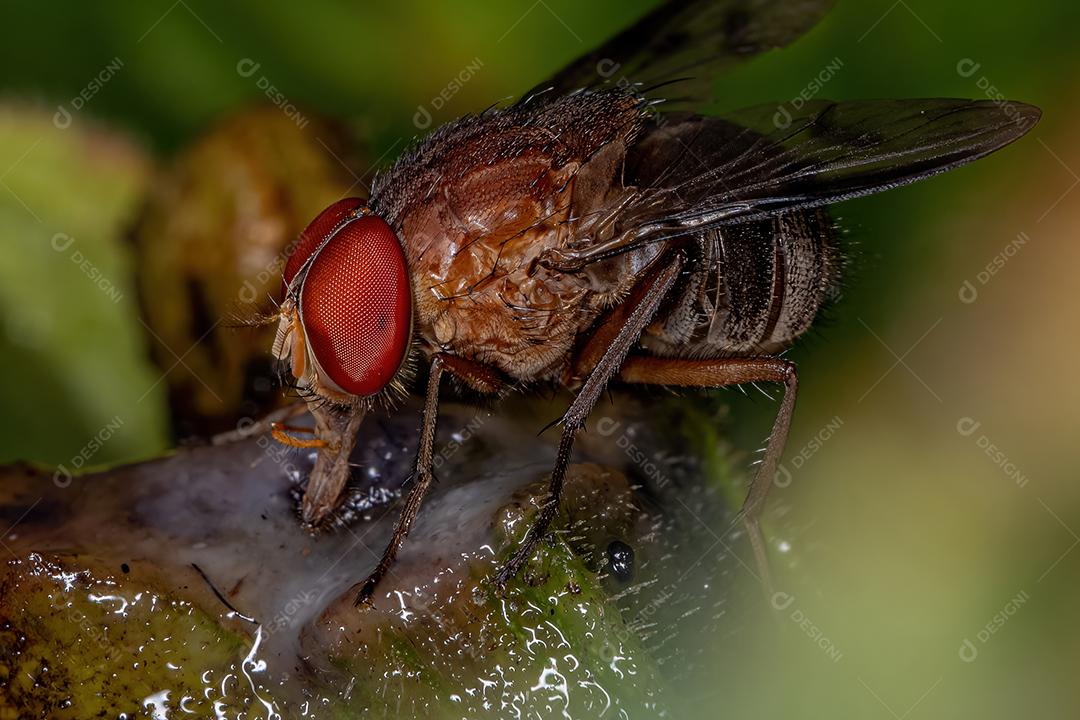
2;0;1078;717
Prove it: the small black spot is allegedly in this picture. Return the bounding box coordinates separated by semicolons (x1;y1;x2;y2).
606;540;634;583
120;563;130;574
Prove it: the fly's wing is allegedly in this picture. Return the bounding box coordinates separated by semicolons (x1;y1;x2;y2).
614;98;1041;241
524;0;836;106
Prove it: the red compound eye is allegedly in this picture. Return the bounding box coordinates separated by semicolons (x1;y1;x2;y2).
297;214;412;397
283;197;366;288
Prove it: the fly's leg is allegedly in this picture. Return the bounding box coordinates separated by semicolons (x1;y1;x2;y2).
351;356;445;606
617;355;799;593
530;191;640;274
535;210;669;273
270;422;330;449
494;255;684;589
353;353;504;607
247;393;365;526
211;401;308;445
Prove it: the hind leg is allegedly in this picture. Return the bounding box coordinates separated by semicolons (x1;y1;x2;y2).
617;355;799;591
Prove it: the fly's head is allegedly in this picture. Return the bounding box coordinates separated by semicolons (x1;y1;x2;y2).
273;198;414;407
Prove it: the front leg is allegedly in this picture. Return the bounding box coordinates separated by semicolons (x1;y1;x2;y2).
210;401;308;446
351;356;445;606
352;353;504;606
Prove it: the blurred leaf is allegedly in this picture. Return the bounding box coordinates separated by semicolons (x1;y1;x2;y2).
0;107;168;467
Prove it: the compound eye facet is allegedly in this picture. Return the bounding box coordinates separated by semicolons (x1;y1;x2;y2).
298;214;411;397
283;197;366;288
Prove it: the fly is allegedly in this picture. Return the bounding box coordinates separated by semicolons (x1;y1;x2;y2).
262;0;1040;605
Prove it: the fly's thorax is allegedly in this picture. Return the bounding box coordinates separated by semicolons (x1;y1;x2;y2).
410;253;607;382
392;163;611;382
371;103;648;382
363;88;655;381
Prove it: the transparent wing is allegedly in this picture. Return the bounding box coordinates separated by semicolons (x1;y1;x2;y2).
524;0;836;106
544;97;1041;272
626;97;1041;229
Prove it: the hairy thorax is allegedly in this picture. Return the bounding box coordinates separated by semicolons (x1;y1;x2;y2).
401;153;603;380
371;91;647;381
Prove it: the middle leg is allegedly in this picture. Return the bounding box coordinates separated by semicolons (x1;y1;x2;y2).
494;254;684;587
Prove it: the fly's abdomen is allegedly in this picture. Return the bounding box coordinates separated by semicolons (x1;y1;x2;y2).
642;209;840;357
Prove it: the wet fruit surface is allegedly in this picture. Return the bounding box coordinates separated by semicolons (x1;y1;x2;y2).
0;394;758;718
